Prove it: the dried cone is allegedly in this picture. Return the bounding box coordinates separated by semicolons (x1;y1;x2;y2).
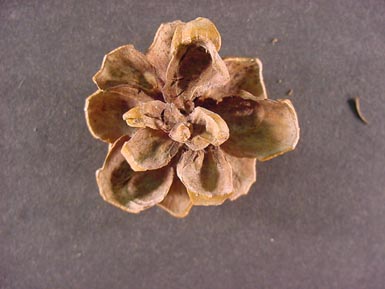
84;17;300;217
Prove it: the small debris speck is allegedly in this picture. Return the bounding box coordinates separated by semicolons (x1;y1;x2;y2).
270;238;275;242
271;38;279;45
277;79;282;84
18;78;25;89
33;127;37;132
286;89;293;96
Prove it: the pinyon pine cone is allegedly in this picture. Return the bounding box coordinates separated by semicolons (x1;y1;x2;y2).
85;17;300;217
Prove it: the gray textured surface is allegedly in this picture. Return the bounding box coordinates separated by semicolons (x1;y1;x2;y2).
1;0;385;288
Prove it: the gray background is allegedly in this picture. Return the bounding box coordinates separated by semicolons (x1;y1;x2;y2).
1;0;385;288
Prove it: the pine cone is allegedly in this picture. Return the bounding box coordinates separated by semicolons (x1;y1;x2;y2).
85;17;300;217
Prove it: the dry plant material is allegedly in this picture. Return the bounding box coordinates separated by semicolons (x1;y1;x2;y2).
287;89;293;96
271;38;279;44
352;97;369;125
84;17;300;217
